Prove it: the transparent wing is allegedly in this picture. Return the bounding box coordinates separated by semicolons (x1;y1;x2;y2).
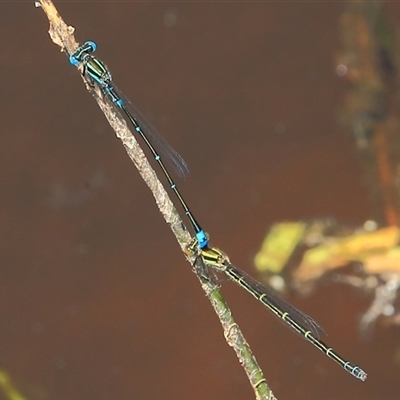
112;85;189;178
224;260;326;339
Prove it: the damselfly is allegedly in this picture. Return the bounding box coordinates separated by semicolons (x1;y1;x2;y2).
69;41;208;249
187;240;367;381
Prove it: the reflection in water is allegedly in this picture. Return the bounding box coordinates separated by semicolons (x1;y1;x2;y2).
337;0;400;226
254;0;400;335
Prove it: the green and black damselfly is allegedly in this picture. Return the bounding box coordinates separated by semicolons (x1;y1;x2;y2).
187;240;367;382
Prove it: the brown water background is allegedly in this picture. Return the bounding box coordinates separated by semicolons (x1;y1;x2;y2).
1;1;400;399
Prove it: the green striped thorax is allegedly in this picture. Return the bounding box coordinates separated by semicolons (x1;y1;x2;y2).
186;238;228;271
69;41;119;105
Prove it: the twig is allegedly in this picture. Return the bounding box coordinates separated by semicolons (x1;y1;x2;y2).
36;1;274;398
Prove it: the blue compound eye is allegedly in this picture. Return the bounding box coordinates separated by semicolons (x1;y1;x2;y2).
69;40;98;66
69;52;80;66
85;41;97;52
